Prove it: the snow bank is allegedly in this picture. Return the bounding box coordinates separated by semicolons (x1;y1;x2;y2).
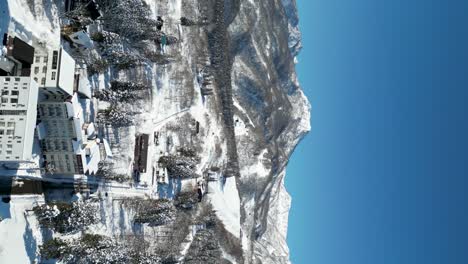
0;196;43;263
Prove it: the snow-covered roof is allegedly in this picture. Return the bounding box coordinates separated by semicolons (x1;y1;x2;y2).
72;139;83;155
69;31;94;49
84;140;101;175
83;122;96;139
36;122;47;140
65;93;83;119
102;138;113;159
73;118;84;143
58;48;76;95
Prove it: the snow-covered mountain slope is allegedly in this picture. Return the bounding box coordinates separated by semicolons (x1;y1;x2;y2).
226;0;310;263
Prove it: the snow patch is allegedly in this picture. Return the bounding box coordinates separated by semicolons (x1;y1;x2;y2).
0;196;44;263
208;177;241;239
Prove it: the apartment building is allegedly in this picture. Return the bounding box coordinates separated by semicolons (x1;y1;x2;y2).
31;48;75;96
0;76;38;161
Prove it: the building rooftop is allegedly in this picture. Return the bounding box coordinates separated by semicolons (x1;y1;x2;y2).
7;37;35;65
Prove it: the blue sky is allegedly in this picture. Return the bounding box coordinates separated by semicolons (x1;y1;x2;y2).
286;0;468;263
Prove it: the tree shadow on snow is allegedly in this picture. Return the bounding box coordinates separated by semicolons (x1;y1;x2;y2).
23;217;38;263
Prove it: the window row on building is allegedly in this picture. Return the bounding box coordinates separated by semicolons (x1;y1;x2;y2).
0;76;38;161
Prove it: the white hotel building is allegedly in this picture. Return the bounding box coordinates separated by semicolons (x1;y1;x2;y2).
31;48;75;97
0;77;38;161
32;47;102;175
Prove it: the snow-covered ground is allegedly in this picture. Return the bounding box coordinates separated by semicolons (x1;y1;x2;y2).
0;195;44;263
2;0;60;48
208;177;241;238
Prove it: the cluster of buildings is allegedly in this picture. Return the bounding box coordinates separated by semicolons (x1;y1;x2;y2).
0;33;109;176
